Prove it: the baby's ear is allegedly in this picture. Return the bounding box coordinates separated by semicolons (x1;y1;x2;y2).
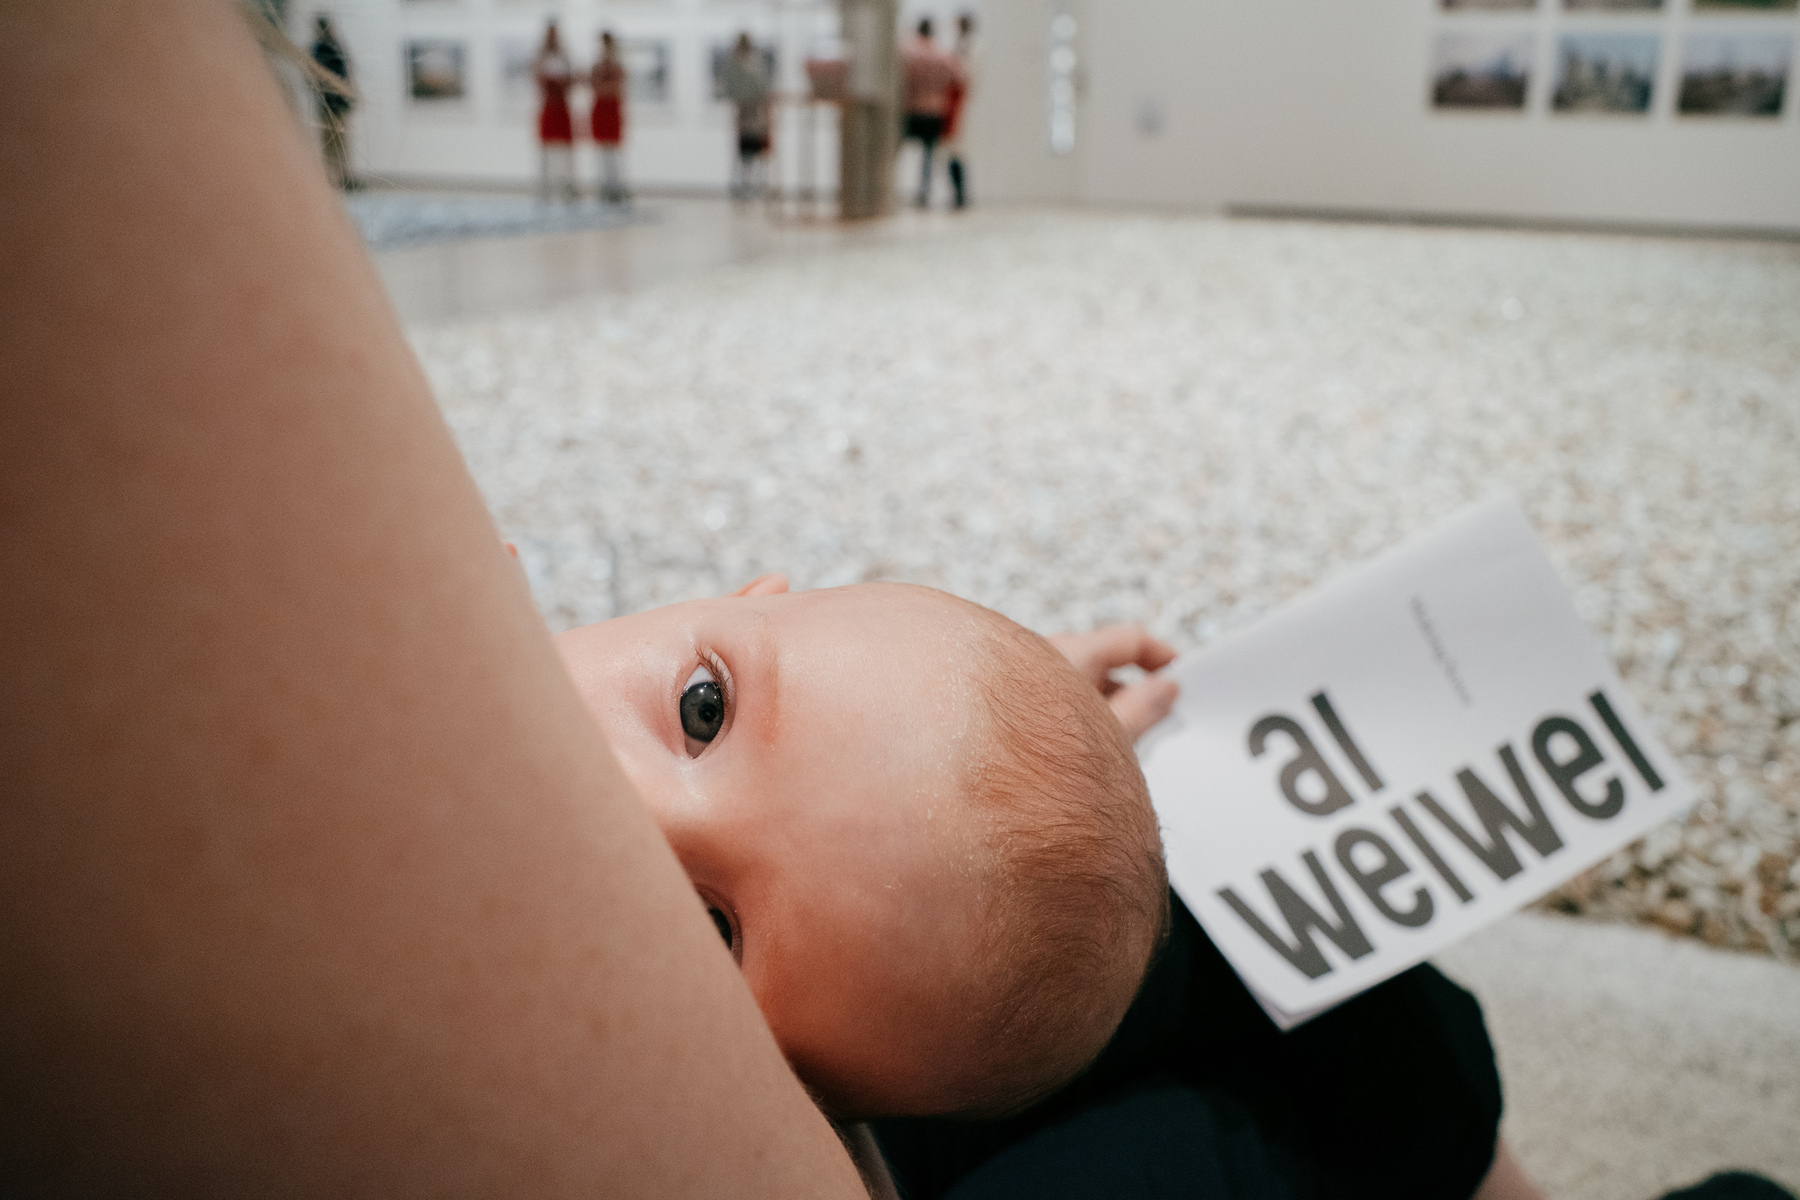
731;572;789;597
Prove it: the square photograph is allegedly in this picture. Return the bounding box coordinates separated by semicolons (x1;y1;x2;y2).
1678;32;1792;114
1553;32;1660;112
497;36;537;112
1431;31;1535;108
622;39;672;105
407;39;467;102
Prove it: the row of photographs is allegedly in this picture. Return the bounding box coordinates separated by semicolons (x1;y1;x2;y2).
406;37;775;105
1445;0;1797;10
1432;29;1792;111
405;31;1791;118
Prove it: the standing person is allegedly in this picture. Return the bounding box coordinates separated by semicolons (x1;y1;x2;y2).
900;18;960;209
943;12;976;210
720;32;771;203
533;19;577;203
309;13;355;190
590;30;627;204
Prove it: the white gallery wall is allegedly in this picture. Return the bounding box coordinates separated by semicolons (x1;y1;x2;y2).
304;0;1798;230
970;0;1800;232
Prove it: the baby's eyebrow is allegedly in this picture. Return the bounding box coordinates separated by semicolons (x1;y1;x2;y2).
736;609;782;748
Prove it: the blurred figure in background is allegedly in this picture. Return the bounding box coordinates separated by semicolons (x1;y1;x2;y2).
943;12;976;209
591;30;627;205
900;17;960;209
533;20;577;202
721;32;772;203
309;13;355;190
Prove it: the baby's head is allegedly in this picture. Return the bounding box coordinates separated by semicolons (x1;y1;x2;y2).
555;578;1167;1119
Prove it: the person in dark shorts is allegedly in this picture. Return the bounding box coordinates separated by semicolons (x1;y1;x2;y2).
721;32;771;202
900;18;961;208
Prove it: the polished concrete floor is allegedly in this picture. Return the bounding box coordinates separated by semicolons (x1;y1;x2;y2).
374;194;974;325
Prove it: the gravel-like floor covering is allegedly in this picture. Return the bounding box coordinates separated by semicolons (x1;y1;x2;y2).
412;210;1800;960
1439;911;1800;1199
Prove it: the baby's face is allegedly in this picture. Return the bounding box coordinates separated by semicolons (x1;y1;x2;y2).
555;580;995;1117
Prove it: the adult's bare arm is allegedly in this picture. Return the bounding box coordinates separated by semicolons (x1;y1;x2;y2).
0;3;866;1196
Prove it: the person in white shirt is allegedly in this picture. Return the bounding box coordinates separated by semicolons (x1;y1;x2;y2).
721;32;772;202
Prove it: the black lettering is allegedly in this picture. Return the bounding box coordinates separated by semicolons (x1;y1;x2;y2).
1391;804;1474;903
1533;716;1624;819
1416;745;1565;882
1311;691;1384;792
1248;715;1354;817
1334;827;1433;927
1218;850;1375;980
1589;690;1665;792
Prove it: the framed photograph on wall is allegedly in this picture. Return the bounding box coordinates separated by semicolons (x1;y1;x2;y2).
1441;0;1537;10
621;39;673;104
1431;31;1535;109
497;36;538;115
1563;0;1662;10
407;39;467;102
1692;0;1797;11
1552;32;1659;112
1678;32;1792;114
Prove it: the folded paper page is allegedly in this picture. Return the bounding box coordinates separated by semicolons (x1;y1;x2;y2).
1139;497;1693;1029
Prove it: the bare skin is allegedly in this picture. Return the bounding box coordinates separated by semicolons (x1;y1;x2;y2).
1049;623;1182;740
556;579;999;1118
1476;1141;1550;1200
554;577;1181;1118
0;2;865;1195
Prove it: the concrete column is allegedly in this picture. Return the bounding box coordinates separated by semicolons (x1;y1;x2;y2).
837;0;898;220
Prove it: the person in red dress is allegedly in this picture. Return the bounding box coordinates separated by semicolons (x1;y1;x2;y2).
533;20;576;202
590;31;627;205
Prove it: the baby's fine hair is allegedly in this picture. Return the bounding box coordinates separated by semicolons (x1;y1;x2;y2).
952;600;1171;1117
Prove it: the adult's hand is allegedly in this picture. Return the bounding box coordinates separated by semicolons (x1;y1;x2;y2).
1049;625;1180;742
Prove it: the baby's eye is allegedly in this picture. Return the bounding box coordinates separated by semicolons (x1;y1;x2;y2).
708;906;735;949
705;903;743;963
680;664;725;753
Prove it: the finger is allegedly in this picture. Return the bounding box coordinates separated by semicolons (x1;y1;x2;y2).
1049;632;1118;690
730;572;789;597
1110;675;1179;743
1085;625;1173;675
1131;634;1178;673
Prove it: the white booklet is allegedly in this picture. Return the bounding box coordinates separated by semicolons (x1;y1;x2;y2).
1138;497;1694;1029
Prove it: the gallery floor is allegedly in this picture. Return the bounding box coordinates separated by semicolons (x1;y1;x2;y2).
375;198;1800;1198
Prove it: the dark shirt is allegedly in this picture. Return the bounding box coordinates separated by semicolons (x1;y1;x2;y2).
873;891;1503;1200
